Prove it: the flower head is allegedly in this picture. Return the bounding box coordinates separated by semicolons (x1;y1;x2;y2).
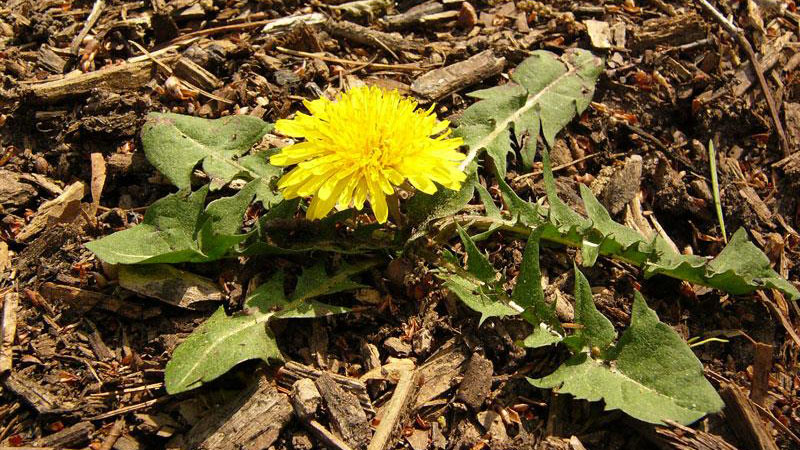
270;86;466;223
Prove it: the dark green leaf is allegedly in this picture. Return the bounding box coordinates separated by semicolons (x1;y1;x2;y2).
142;112;273;189
456;50;603;175
530;292;724;425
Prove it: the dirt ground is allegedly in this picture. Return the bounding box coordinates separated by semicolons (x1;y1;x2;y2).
1;0;800;449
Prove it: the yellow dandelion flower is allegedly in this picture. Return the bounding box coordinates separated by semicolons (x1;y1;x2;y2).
270;86;466;223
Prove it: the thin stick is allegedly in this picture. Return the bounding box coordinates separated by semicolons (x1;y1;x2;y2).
697;0;790;156
513;152;626;181
708;140;727;243
127;40;234;104
69;0;105;54
0;292;18;374
98;419;125;450
275;47;425;72
367;370;418;450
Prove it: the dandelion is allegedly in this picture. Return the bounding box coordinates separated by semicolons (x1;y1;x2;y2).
270;86;466;223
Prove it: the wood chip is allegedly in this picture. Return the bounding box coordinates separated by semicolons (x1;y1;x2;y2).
278;361;375;415
456;353;493;410
316;373;371;450
730;32;792;97
305;419;356;450
749;342;773;408
40;282;158;320
720;383;779;450
739;186;774;226
26;56;178;103
584;19;612;49
0;241;9;273
324;20;425;53
367;369;419;450
630;13;707;50
291;378;322;421
15;181;85;242
0;169;37;208
415;340;469;408
31;421;95;448
382;1;444;29
3;371;65;414
411;50;505;100
630;418;738;450
175;375;293;450
173;57;221;91
90;153;106;208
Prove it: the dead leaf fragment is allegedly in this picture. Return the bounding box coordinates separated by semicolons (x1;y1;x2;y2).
584;20;612;49
119;264;223;309
90;153;107;207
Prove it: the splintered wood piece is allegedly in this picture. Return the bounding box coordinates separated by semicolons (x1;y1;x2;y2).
367;369;419;450
25;56;178;103
455;353;493;410
630;418;738;450
173;57;221;91
15;181;85;242
177;375;293;450
306;420;356;450
278;361;375;415
38;45;68;74
291;378;322;421
324;20;425;53
630;12;707;50
749;343;773;408
315;374;371;450
721;383;779;450
411;50;505;100
0;169;38;207
3;372;64;414
90;153;106;208
730;32;792;98
0;292;18;374
32;421;95;448
415;340;469;408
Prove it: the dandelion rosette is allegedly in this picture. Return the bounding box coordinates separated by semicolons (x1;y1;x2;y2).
270;86;466;223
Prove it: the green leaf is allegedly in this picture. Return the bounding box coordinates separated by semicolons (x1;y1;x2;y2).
513;229;561;333
705;228;798;297
444;275;520;326
86;187;209;264
522;324;564;348
475;183;501;219
142;112;273;190
542;149;590;238
579;185;649;264
290;260;377;302
530;292;724;425
495;176;546;227
459;167;800;300
455;224;496;284
237;153;283;207
566;266;616;353
456;49;604;175
87;183;264;264
470;183;503;241
165;272;287;394
165;262;373;394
